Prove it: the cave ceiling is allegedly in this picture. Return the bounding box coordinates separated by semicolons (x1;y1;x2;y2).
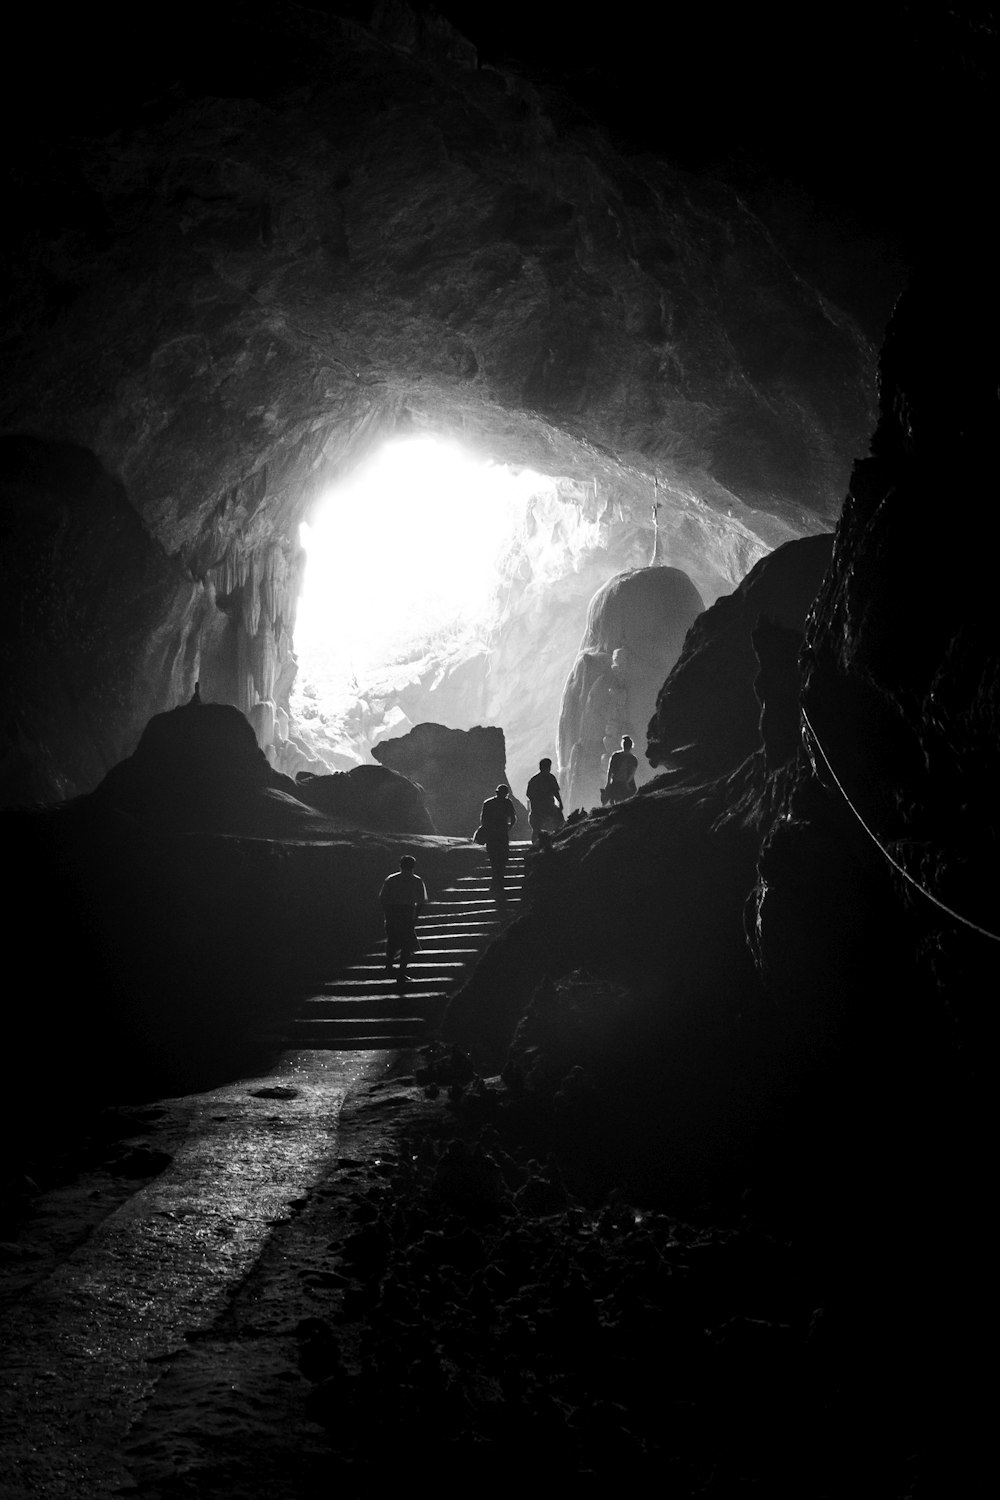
7;0;984;804
3;2;879;569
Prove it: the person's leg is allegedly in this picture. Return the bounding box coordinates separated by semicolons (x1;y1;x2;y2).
398;921;415;980
385;912;403;972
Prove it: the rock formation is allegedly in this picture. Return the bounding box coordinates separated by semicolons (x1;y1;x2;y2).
371;721;523;836
92;698;432;837
645;532;834;780
440;244;996;1488
295;764;434;835
558;565;705;808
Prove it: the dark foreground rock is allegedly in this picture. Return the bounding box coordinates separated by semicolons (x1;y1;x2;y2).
294;763;434;835
90;1056;970;1497
646;532;833;779
93;699;434;837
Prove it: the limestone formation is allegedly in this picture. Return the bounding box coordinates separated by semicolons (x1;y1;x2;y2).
295;764;434;835
371;722;523;837
645;533;834;780
558;566;705;809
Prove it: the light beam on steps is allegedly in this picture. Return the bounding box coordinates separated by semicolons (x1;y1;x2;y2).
283;853;529;1050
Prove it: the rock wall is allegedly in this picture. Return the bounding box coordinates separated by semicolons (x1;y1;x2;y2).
443;248;998;1278
646;533;834;780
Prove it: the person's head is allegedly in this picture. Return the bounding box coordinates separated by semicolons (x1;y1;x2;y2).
539;758;551;771
400;854;416;871
496;784;510;799
622;736;633;750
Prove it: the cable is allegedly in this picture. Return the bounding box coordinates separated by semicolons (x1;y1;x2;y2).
800;705;1000;944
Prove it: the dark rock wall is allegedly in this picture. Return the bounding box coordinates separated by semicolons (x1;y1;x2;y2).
1;2;875;806
646;533;834;779
445;252;998;1193
757;257;1000;1039
295;763;435;836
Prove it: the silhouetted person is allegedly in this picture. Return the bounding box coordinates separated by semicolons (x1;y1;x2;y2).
379;853;426;981
605;735;638;804
526;757;564;846
480;783;516;887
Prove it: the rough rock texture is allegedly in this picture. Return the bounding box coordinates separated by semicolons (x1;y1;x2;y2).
0;1;875;807
646;533;834;779
294;764;434;835
755;256;1000;1043
4;696;476;1106
93;699;432;838
558;565;705;808
440;248;996;1491
371;721;523;836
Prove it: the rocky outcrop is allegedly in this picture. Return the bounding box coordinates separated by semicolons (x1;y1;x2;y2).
558;565;705;808
92;699;432;837
90;698;354;840
646;533;834;779
371;722;523;836
295;764;433;835
755;255;1000;1042
444;250;997;1212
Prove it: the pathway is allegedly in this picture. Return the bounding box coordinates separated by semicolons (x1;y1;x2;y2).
284;841;530;1048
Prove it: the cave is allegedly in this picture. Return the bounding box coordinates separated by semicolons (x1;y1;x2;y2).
1;2;995;1494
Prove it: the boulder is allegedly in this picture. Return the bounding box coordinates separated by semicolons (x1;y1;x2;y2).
91;700;308;833
371;723;524;837
294;764;434;835
647;533;834;780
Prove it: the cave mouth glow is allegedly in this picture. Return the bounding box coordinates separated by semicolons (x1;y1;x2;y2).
292;436;555;766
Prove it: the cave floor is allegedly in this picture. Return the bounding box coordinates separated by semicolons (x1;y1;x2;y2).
0;851;530;1498
0;1047;421;1499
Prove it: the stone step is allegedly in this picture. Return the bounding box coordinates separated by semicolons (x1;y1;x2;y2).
283;855;526;1050
296;997;449;1019
345;960;468;975
316;979;452;995
425;891;519;900
415;916;503;926
288;1023;429;1047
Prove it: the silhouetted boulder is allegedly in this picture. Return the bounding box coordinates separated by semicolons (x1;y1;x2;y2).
647;533;833;780
558;566;704;809
370;723;523;837
91;700;314;834
295;764;434;835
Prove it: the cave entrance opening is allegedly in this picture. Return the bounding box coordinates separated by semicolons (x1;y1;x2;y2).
291;435;558;775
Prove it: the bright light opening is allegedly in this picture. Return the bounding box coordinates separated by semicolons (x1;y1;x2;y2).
292;436;553;763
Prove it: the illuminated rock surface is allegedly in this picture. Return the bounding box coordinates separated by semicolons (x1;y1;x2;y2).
558;564;705;808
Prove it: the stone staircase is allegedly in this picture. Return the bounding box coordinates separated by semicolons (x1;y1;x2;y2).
285;842;530;1049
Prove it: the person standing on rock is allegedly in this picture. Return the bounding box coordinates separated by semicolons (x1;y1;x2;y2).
525;757;564;846
380;854;427;981
604;735;638;804
479;783;517;888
